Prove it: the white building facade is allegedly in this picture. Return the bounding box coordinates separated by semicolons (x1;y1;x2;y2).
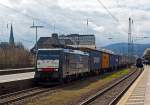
59;34;96;49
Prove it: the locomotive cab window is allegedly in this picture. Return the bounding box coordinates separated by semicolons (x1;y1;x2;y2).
37;50;60;71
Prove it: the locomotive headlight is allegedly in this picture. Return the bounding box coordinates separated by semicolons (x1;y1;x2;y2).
55;69;58;71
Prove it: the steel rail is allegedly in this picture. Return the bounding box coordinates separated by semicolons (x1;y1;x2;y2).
79;69;142;105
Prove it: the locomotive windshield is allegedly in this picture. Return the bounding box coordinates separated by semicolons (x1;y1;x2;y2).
37;50;60;70
37;50;60;60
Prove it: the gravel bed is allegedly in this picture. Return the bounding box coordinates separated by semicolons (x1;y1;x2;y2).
0;87;52;105
1;69;133;105
87;70;141;105
70;69;134;105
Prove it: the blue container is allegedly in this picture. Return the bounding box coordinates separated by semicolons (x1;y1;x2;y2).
89;50;101;72
118;55;123;65
109;54;119;68
115;55;119;66
109;54;115;68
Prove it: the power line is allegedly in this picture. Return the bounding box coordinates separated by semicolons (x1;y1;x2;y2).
97;0;119;23
96;0;129;32
0;3;55;43
0;23;34;44
0;3;53;28
37;0;120;26
96;0;135;45
30;22;44;51
34;0;89;34
34;1;65;33
0;4;33;20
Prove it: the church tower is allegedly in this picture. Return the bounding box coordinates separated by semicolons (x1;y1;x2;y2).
9;24;15;45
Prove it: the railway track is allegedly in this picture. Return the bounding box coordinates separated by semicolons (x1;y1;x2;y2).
0;86;59;105
79;69;142;105
0;77;92;105
0;69;141;105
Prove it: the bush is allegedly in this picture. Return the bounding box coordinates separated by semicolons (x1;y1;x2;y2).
0;43;34;69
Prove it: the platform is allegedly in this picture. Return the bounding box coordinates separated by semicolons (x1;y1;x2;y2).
0;72;34;83
117;66;150;105
0;68;34;75
0;68;33;72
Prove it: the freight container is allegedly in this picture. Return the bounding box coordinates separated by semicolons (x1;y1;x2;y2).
109;54;115;68
109;54;119;68
101;52;109;69
89;50;101;72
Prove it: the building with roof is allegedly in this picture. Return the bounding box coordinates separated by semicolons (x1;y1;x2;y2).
31;33;96;53
31;33;73;53
59;34;96;49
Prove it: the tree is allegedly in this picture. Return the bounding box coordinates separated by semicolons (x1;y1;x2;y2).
0;42;34;69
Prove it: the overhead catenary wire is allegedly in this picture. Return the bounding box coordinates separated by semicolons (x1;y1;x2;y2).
0;23;35;44
96;0;134;43
0;3;57;44
0;3;38;31
35;0;120;35
35;0;93;34
0;3;56;29
0;3;34;21
33;2;68;34
97;0;119;23
96;0;129;32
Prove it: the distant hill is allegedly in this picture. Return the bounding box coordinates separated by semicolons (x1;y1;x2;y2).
104;43;150;57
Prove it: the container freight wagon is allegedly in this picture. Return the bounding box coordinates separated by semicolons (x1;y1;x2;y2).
78;48;101;74
35;48;89;84
119;55;124;68
129;56;136;65
89;50;101;74
118;55;125;68
101;52;109;72
119;55;130;68
116;55;120;68
64;49;89;75
109;54;115;70
124;55;129;66
109;54;119;71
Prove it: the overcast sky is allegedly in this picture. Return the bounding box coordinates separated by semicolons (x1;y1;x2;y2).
0;0;150;48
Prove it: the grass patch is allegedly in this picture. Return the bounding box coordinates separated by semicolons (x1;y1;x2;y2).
106;69;129;80
27;69;130;105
